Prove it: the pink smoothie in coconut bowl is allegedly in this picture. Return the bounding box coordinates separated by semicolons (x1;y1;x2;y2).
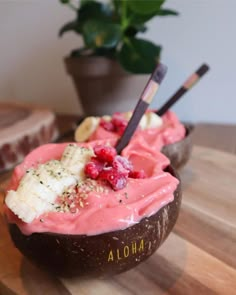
76;110;185;153
4;140;179;236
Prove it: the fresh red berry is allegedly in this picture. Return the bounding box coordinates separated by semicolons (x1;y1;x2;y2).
112;159;129;176
99;167;127;191
110;174;127;191
111;113;125;126
98;167;112;179
100;119;115;132
116;123;127;136
94;145;117;163
84;162;101;179
129;169;147;179
111;113;128;134
112;155;133;173
111;113;128;131
85;145;135;191
90;157;104;171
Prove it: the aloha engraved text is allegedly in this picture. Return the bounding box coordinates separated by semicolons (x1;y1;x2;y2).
107;239;145;262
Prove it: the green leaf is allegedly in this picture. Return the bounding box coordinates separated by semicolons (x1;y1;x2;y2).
128;8;178;26
78;1;112;23
127;5;178;25
118;38;161;74
124;24;147;37
75;1;113;35
128;11;157;25
59;0;70;4
93;47;116;58
155;9;179;16
82;19;121;49
70;48;90;57
112;0;121;13
59;0;78;11
80;0;94;7
59;20;80;37
128;0;165;15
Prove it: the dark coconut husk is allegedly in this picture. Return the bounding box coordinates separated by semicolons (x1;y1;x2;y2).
8;166;182;278
162;124;194;169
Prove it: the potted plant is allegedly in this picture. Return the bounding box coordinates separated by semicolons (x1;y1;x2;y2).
59;0;178;116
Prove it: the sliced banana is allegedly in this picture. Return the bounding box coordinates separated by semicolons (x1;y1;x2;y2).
123;111;133;120
61;144;94;179
5;190;53;223
101;115;111;122
145;112;163;129
5;145;93;223
74;116;100;142
122;111;162;130
17;169;56;203
36;160;77;194
139;114;148;130
6;192;39;223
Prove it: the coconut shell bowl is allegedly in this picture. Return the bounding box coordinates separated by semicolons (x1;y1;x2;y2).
7;165;181;278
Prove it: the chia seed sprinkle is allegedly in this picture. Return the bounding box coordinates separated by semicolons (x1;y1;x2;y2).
53;178;109;213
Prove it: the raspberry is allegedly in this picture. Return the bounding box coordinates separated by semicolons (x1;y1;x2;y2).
129;170;147;179
111;113;125;126
98;167;112;179
100;119;115;132
84;157;104;179
111;113;128;135
94;145;117;163
116;123;127;136
85;145;135;191
99;168;127;191
112;160;129;176
91;157;104;170
112;155;133;173
84;161;101;179
110;174;127;191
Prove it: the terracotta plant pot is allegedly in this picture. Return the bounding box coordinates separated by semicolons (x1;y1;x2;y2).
162;124;194;169
8;165;181;278
65;56;148;116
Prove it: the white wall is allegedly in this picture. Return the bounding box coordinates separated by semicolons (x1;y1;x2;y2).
149;0;236;123
0;0;83;115
0;0;235;123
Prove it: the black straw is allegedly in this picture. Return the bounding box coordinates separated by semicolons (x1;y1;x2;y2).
156;63;209;117
115;63;167;154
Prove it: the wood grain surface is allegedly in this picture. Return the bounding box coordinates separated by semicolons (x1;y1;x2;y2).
0;145;235;295
0;103;58;173
192;123;236;154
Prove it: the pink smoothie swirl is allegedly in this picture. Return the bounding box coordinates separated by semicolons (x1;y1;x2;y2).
89;110;185;151
4;141;179;236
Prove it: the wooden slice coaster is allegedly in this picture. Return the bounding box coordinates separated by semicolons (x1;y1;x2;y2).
0;103;58;172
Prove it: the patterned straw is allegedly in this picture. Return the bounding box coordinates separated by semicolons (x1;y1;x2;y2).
156;64;209;116
115;63;168;154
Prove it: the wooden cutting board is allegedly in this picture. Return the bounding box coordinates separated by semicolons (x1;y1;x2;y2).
0;102;58;173
0;146;235;295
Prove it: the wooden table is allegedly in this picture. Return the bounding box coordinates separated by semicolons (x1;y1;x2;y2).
0;118;235;295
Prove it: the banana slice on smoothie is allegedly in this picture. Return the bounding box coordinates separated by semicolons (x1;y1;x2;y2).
5;160;77;223
123;111;163;130
145;112;163;129
75;117;100;142
74;111;163;142
61;144;94;178
5;145;94;223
